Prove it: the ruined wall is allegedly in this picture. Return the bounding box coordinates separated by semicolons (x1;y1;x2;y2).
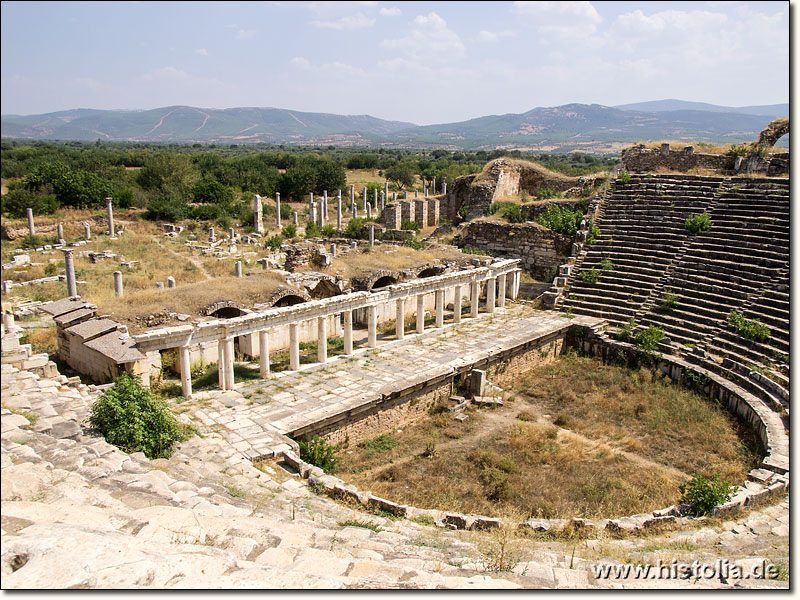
454;221;573;279
443;174;476;221
621;145;726;173
493;169;520;198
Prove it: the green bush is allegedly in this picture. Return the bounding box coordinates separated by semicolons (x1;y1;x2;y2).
298;436;339;474
358;433;398;454
586;220;601;245
619;318;637;342
401;219;420;231
679;473;734;516
1;188;59;218
462;245;487;256
404;237;425;250
535;188;558;201
685;212;712;235
728;310;770;343
599;258;614;271
345;217;369;239
305;221;321;238
89;372;188;459
660;291;678;311
487;201;525;224
535;204;583;236
282;223;297;239
265;234;283;250
279;202;292;220
617;170;631;184
633;326;665;353
320;224;337;237
578;267;601;283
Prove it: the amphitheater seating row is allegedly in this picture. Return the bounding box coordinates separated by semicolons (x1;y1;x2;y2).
560;175;789;383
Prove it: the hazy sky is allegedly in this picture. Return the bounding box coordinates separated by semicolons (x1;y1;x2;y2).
0;1;790;124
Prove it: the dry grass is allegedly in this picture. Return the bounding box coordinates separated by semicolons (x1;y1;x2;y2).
638;140;787;156
345;169;423;191
327;245;470;279
338;354;759;520
20;326;58;355
99;272;288;331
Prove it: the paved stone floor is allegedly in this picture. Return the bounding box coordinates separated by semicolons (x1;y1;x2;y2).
185;305;601;460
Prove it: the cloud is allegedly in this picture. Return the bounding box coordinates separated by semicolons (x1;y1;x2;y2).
235;28;256;39
380;6;401;17
311;11;375;29
195;48;208;56
290;57;311;69
477;29;514;42
382;12;465;64
513;1;602;41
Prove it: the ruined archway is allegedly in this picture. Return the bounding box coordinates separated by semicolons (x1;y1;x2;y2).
757;117;789;150
201;300;249;318
267;287;312;308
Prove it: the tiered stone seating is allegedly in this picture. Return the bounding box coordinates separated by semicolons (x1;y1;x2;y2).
560;174;723;325
641;178;789;351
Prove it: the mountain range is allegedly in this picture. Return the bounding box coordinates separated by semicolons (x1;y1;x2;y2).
1;100;789;153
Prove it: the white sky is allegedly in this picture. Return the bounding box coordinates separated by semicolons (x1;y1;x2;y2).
0;1;791;124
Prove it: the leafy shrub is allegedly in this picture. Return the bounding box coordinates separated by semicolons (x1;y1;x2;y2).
358;433;398;454
660;291;678;311
404;237;424;250
298;436;339;474
578;267;601;284
462;245;487;256
535;205;583;236
305;221;321;238
282;223;297;239
619;318;637;342
320;224;337;237
401;219;420;231
1;188;59;218
599;258;614;271
89;372;188;459
679;472;734;516
633;326;665;353
618;170;631;184
279;202;292;220
345;217;368;239
586;220;601;245
487;201;525;223
265;234;283;250
535;188;558;201
728;310;770;343
685;212;712;235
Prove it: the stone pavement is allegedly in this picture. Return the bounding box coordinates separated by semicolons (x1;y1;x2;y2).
0;323;788;588
185;305;601;460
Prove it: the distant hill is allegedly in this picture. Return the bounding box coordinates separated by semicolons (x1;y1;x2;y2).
614;99;789;118
1;102;787;152
391;103;785;150
0;106;415;145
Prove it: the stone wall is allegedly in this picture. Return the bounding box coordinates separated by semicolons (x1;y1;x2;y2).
621;144;726;173
454;221;573;279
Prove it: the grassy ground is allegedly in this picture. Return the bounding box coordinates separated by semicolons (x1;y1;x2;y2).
337;352;760;520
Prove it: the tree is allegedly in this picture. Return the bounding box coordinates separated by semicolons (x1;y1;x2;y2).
192;176;234;205
313;158;347;194
385;163;416;190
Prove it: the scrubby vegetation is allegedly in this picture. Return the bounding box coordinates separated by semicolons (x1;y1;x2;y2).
89;372;190;459
685;212;713;235
728;310;771;343
535;204;584;236
679;473;735;516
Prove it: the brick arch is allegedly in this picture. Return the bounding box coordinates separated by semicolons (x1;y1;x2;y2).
352;270;402;292
757;117;789;149
266;287;312;307
200;300;249;317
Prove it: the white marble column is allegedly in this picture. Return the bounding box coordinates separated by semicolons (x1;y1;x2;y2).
259;330;270;378
368;305;377;348
225;338;235;389
453;285;462;324
343;310;353;355
276;192;282;228
337;190;342;230
486;277;496;314
113;271;123;297
435;289;444;328
416;294;425;334
106;197;115;236
26;208;35;236
317;316;328;363
470;281;480;318
63;249;77;297
289;324;300;371
498;273;507;308
396;298;405;340
218;339;227;389
179;345;192;397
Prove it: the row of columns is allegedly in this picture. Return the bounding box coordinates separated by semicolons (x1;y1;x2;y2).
175;271;520;397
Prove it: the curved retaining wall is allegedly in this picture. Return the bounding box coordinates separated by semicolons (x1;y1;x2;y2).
281;328;788;535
